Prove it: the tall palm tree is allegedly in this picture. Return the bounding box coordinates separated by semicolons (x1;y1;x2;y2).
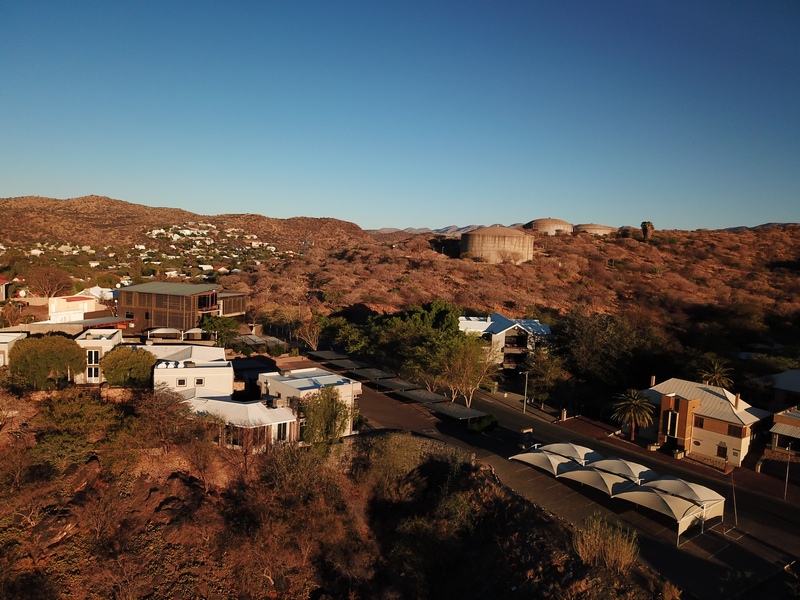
612;389;655;442
698;357;733;389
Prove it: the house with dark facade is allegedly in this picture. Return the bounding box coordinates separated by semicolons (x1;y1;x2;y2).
116;282;247;334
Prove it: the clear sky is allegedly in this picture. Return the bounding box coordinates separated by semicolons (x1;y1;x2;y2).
2;1;799;231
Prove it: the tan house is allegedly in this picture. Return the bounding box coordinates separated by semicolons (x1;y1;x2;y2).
643;378;772;467
770;406;800;451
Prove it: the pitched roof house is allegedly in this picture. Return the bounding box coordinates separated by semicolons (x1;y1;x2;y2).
644;378;772;467
459;312;552;369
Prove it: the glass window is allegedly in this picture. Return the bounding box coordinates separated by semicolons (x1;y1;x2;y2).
87;350;100;365
277;422;287;441
195;378;204;386
177;378;187;387
693;416;704;429
727;424;743;438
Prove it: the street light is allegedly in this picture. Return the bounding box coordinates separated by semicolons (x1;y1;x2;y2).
521;370;529;415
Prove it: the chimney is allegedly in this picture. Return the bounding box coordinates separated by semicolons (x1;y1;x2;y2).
650;375;656;387
735;393;740;410
561;408;567;422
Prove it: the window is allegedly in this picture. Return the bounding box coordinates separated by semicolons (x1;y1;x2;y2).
277;422;287;442
717;445;728;459
177;378;187;387
693;416;704;429
125;312;134;319
663;410;678;438
144;311;150;320
727;424;743;438
87;367;99;380
87;350;100;366
194;377;204;386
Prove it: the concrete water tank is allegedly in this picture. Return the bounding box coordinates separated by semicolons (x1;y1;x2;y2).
524;218;573;236
460;226;535;264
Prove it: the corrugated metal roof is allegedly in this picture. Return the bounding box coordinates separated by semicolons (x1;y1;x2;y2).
768;370;800;394
645;378;771;426
770;422;800;438
122;282;218;296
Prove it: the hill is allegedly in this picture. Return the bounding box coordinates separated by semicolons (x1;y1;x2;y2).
0;196;371;251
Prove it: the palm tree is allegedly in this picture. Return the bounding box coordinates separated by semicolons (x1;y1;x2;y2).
698;357;733;389
612;389;655;442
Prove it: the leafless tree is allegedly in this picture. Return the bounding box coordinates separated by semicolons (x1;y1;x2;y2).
24;266;73;297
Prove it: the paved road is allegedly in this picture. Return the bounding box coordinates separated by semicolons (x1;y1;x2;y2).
358;385;800;600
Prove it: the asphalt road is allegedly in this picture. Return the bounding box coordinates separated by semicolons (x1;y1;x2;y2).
358;384;800;599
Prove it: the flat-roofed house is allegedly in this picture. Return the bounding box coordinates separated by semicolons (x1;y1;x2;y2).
258;367;362;438
140;343;296;448
0;332;27;368
74;328;123;384
48;294;108;323
117;282;247;334
644;378;772;468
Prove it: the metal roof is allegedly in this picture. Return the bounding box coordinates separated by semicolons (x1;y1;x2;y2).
394;389;450;403
308;350;349;361
122;282;218;296
644;378;771;426
424;401;486;420
459;312;551;337
371;378;421;392
767;370;800;394
770;422;800;439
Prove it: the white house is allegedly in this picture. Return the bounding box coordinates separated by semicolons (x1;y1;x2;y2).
0;332;27;368
258;367;362;437
459;313;552;369
644;378;772;468
48;294;107;323
74;329;124;384
137;344;235;396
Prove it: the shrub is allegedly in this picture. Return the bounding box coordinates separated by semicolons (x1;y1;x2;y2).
466;414;498;433
573;512;638;574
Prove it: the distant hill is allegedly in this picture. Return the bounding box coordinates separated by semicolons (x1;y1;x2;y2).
0;195;371;250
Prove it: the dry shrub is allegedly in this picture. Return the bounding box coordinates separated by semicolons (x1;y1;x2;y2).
662;580;682;600
573;512;638;574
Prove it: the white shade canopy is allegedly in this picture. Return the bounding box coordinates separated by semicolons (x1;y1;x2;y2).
586;457;659;485
537;442;604;466
558;465;637;496
614;487;706;538
510;449;579;477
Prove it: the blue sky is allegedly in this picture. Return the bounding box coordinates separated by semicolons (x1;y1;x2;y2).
2;1;799;231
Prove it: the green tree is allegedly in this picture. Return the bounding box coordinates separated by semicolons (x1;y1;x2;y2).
524;348;570;408
698;356;733;389
9;334;86;390
201;315;240;347
611;389;655;441
100;346;157;387
301;386;352;446
440;335;499;408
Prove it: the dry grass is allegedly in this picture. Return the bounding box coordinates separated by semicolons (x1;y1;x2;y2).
661;580;682;600
573;512;639;574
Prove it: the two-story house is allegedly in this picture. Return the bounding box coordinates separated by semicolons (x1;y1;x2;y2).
644;378;772;467
459;312;552;369
117;282;247;334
